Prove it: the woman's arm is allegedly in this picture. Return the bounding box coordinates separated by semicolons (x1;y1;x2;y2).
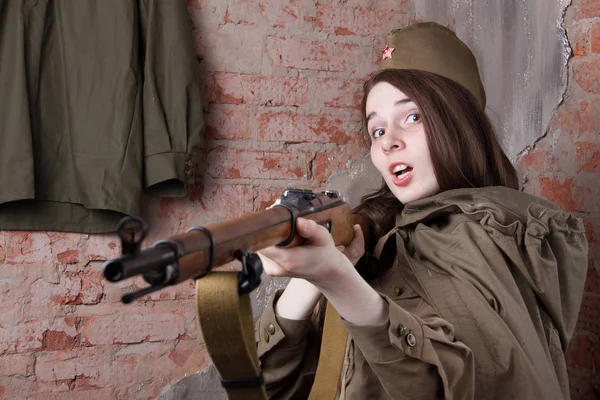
258;218;387;326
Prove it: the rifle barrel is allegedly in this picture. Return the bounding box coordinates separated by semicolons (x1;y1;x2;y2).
103;200;353;284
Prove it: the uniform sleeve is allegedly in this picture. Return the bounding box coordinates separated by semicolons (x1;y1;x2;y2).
139;0;204;197
255;290;321;400
343;294;475;400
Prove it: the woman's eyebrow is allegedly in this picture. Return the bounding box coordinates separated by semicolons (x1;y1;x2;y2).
366;98;414;123
395;97;412;106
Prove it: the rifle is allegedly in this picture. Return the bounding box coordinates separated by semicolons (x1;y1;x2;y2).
102;188;357;400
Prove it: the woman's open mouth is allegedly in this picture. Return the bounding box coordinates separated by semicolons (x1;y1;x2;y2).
390;163;413;186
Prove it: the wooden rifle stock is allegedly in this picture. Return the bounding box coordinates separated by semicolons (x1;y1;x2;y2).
103;189;356;303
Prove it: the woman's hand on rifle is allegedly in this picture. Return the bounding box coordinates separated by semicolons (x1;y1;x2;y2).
257;218;364;286
258;218;388;326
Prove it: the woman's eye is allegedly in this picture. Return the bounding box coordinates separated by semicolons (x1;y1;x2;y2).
372;128;385;138
407;113;421;124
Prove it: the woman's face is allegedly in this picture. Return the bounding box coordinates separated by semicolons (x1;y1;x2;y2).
367;82;440;204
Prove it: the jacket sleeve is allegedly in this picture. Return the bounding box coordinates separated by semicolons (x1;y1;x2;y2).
343;294;475;400
255;290;322;400
138;0;204;197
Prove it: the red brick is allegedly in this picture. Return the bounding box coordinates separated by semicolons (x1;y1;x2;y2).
207;148;308;179
47;232;82;265
202;24;264;74
259;0;314;29
136;279;197;303
56;250;78;264
0;377;35;400
0;265;62;316
0;353;35;376
0;231;5;262
569;22;592;57
310;78;364;109
551;98;600;136
80;274;105;304
5;232;52;265
253;188;284;212
573;58;600;94
567;333;594;369
257;112;359;144
592;21;600;53
315;5;409;37
188;183;254;217
0;318;77;354
576;294;600;334
31;276;82;306
167;340;209;370
35;348;135;389
594;337;600;376
224;0;260;25
187;0;227;29
583;218;598;246
573;0;600;20
212;73;308;106
266;36;376;76
569;374;598;400
42;329;79;351
314;0;408;7
516;146;558;172
80;312;188;345
129;341;209;392
576;141;600;173
538;177;584;212
573;185;594;212
84;234;121;262
312;144;368;182
205;104;251;139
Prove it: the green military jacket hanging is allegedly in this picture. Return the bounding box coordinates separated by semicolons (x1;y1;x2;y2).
0;0;203;233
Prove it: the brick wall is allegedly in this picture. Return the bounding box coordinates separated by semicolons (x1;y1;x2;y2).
519;1;600;398
0;0;598;399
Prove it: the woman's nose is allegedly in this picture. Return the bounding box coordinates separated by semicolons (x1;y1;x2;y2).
380;131;405;152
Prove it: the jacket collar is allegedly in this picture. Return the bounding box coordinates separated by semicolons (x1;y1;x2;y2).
395;186;557;228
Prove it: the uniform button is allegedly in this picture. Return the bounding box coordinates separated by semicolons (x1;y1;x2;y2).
394;286;402;296
406;333;416;347
186;160;194;167
185;169;194;177
397;325;410;337
263;331;270;343
266;323;276;334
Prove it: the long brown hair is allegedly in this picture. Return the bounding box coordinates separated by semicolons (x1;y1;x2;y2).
354;69;518;250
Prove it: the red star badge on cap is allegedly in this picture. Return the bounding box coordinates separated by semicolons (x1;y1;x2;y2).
381;45;394;60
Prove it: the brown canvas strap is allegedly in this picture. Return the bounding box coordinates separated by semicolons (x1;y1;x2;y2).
197;272;347;400
308;301;348;399
196;272;268;400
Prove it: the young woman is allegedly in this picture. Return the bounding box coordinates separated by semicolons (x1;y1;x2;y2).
254;22;588;400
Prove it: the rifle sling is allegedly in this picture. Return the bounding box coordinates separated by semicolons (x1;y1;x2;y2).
196;272;268;400
308;301;348;399
197;272;348;399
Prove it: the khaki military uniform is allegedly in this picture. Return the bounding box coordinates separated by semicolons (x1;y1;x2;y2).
256;187;588;399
